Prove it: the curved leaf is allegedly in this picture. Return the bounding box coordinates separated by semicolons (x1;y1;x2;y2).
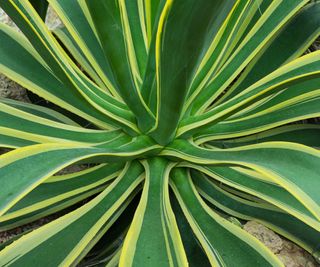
0;162;143;266
163;140;320;224
170;168;282;266
120;158;187;267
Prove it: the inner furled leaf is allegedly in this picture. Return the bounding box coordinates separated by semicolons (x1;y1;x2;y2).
149;0;235;145
86;0;155;132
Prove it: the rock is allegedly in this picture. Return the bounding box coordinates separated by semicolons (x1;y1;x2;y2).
0;5;63;31
244;221;283;253
0;74;29;102
46;5;63;30
0;8;18;30
244;221;320;267
277;240;318;267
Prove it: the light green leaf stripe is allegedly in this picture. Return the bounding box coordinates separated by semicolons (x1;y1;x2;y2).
170;168;283;267
204;124;320;148
0;162;144;266
192;171;320;255
195;97;320;143
163;140;320;224
179;51;320;137
120;158;187;267
0;135;160;216
187;0;309;114
0;163;124;223
48;0;122;100
179;163;320;231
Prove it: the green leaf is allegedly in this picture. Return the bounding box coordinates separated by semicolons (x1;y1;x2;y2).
0;135;160;215
192;170;320;254
149;0;235;145
0;0;138;133
86;0;155;132
0;163;123;227
48;0;121;99
179;51;320;137
180;163;318;231
170;192;211;267
120;158;187;267
195;97;320;143
0;23;134;131
221;2;320;103
205;124;320;148
0;100;125;145
186;0;253;102
28;0;48;21
163;139;320;224
170;168;282;266
0;162;144;266
0;98;80;126
186;0;309;114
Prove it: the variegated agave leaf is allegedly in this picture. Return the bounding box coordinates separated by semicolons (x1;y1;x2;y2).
0;0;319;266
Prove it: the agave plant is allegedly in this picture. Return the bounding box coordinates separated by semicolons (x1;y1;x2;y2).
0;0;319;266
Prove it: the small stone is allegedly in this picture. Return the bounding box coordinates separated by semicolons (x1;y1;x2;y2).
243;221;283;253
45;6;63;30
0;74;29;102
244;221;320;267
276;240;319;267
